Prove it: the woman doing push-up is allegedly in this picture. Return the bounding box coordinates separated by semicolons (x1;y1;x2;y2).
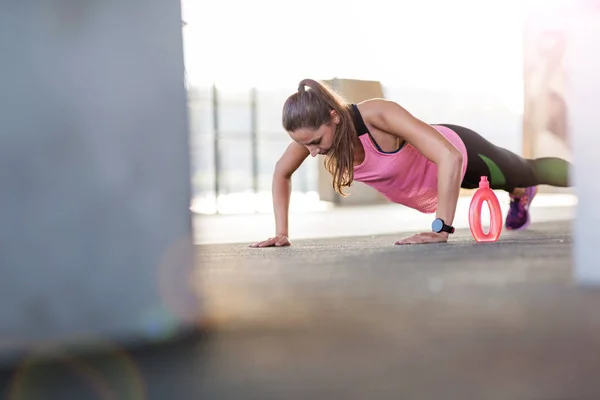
250;79;571;247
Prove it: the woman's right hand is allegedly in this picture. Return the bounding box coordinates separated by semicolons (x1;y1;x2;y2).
249;234;291;248
252;142;308;249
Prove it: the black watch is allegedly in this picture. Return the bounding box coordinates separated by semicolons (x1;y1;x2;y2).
432;218;455;234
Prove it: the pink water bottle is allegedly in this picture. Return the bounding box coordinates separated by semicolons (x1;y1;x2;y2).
468;176;503;242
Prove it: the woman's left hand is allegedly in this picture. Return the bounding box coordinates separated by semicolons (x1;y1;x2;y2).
395;232;449;245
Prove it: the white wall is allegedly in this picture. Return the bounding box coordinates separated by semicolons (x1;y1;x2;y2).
182;0;525;148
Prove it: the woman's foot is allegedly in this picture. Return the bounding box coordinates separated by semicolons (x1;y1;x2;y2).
505;186;538;231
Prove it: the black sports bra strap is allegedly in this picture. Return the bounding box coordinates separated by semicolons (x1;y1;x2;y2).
350;104;370;136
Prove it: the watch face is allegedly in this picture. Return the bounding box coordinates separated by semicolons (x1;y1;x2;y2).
432;218;443;232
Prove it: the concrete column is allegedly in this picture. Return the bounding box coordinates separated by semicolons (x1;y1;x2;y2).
0;0;197;365
567;11;600;284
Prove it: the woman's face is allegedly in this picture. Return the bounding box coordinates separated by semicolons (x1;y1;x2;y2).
289;111;339;157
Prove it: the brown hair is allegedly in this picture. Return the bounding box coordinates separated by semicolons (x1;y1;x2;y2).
282;78;356;196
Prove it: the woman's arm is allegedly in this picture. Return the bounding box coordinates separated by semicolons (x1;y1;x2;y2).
250;141;309;247
272;142;310;236
364;99;464;230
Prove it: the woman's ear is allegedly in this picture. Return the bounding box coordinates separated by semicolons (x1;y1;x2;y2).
330;109;340;124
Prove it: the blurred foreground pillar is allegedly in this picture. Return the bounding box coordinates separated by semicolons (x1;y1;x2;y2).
567;7;600;284
0;0;198;366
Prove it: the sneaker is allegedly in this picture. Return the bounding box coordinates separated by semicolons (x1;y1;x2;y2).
505;186;538;231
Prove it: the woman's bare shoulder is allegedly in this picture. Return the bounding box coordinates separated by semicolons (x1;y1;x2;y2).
355;98;407;124
355;98;400;115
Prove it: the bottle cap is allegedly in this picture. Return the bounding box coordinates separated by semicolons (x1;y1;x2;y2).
479;176;490;189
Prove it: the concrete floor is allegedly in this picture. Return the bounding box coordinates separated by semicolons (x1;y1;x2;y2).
3;220;600;400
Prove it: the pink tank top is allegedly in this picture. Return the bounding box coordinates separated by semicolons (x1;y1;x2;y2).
353;125;468;214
